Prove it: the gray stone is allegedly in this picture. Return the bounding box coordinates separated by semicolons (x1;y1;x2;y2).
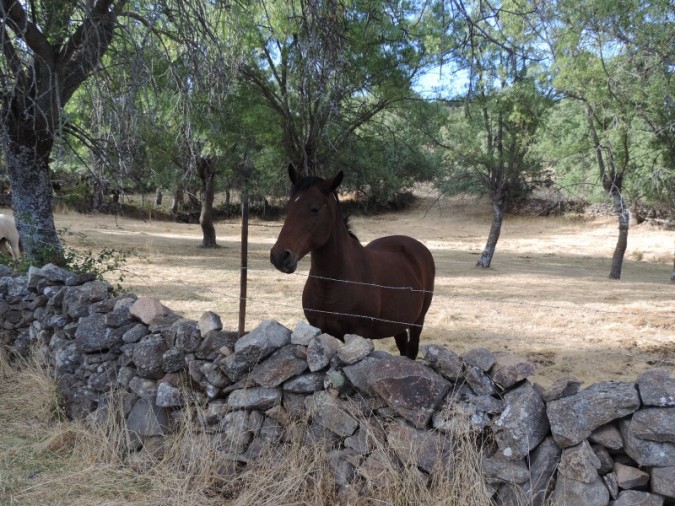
620;417;675;467
388;422;454;474
283;372;325;393
591;444;615;475
547;381;640;447
612;490;664;506
357;448;401;490
32;263;72;285
337;334;374;365
162;348;184;373
651;466;675;499
631;407;675;443
156;382;182;407
249;345;308;387
306;333;341;372
494;381;549;460
128;376;158;399
303;422;341;448
343;355;384;396
222;320;291;381
518;437;561;506
482;453;530;484
368;355;450;428
127;398;170;437
637;368;675;407
538;377;582;402
432;401;488;433
196;330;237;360
463;364;496;396
589;423;624;451
221;410;253;453
122;323;149;344
201;362;231;389
326;450;358;486
462;347;496;372
306;391;358;438
228;387;281;410
344;422;385;455
129;297;169;325
75;313;119;353
421;344;463;380
552;475;609;506
603;472;619;500
489;352;537;388
282;391;308;421
613;462;650;489
558;440;601;484
291;321;321;346
166;318;202;353
132;334;169;379
88;362;118;392
198;311;222;335
105;306;134;328
323;368;351;396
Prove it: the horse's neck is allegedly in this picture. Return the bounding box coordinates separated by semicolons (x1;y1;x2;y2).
310;219;363;280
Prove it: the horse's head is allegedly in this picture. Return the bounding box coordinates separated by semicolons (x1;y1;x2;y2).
270;165;344;273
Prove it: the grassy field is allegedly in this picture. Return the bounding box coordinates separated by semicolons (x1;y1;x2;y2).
46;193;675;385
1;194;673;504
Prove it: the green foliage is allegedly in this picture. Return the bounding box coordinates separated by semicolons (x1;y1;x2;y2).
62;245;131;294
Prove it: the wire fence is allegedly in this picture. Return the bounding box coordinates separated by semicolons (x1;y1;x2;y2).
161;264;674;334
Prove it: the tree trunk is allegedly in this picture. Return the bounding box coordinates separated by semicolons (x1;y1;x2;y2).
5;134;63;265
171;188;183;215
197;157;218;248
476;195;505;268
609;189;630;280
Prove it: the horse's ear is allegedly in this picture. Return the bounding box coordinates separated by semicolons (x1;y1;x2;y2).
321;171;343;194
288;164;299;184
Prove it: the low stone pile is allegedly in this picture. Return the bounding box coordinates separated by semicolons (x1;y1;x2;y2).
1;263;673;505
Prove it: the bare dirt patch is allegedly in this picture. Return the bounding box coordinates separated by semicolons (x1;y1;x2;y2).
18;195;673;387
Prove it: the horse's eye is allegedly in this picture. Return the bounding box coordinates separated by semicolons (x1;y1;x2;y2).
310;207;320;215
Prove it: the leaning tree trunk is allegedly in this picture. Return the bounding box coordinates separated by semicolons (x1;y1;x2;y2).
197;157;218;248
476;194;505;269
608;188;630;280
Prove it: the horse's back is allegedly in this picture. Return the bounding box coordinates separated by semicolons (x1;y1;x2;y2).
366;235;435;282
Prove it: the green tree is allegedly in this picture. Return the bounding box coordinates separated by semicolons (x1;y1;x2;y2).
0;0;128;264
235;0;434;177
542;0;674;278
438;0;552;268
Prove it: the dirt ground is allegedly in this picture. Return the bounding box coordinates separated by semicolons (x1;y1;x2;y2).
13;194;674;388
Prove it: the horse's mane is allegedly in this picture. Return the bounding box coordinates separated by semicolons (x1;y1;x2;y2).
291;175;359;242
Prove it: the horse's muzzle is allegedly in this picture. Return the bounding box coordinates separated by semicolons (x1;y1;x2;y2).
270;248;298;274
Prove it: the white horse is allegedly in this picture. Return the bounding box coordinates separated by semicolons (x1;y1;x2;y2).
0;214;22;259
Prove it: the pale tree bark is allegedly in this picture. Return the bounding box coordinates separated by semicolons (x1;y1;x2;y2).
476;195;505;268
585;105;630;279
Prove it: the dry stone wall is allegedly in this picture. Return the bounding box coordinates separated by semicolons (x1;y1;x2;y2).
1;263;674;505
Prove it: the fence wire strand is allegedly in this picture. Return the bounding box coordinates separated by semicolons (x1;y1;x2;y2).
162;266;675;334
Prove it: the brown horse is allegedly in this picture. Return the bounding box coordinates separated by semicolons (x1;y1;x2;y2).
270;166;435;359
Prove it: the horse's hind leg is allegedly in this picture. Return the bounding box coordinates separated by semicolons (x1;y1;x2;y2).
406;324;422;360
394;331;408;357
